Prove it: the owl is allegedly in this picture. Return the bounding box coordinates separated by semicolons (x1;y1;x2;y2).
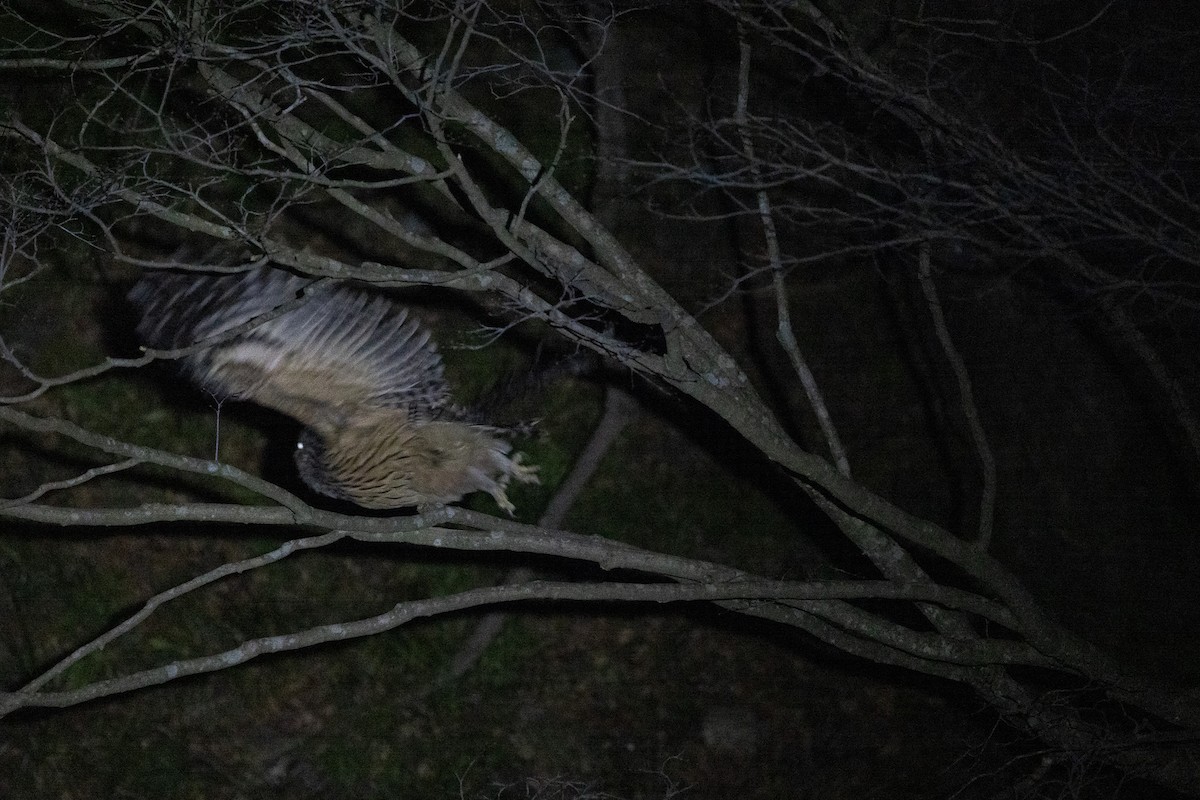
128;266;537;512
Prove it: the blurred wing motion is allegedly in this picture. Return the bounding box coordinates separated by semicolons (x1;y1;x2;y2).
128;267;449;431
129;267;537;511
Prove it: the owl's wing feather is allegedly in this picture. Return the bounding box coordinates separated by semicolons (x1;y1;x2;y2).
129;267;450;431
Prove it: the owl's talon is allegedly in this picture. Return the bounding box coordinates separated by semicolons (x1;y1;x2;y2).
492;490;517;515
509;452;540;486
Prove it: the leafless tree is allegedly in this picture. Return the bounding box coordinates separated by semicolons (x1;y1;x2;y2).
1;1;1197;795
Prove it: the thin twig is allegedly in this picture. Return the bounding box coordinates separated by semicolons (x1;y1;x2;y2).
916;241;996;547
0;458;140;509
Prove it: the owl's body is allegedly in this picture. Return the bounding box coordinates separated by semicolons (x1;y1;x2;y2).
293;410;531;510
129;267;536;511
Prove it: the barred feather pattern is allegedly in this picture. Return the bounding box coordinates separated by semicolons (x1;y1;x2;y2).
129;267;537;511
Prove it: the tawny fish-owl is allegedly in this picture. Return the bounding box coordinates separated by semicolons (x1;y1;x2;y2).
129;266;537;512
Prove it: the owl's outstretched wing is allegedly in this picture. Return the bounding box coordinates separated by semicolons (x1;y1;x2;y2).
128;267;450;434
